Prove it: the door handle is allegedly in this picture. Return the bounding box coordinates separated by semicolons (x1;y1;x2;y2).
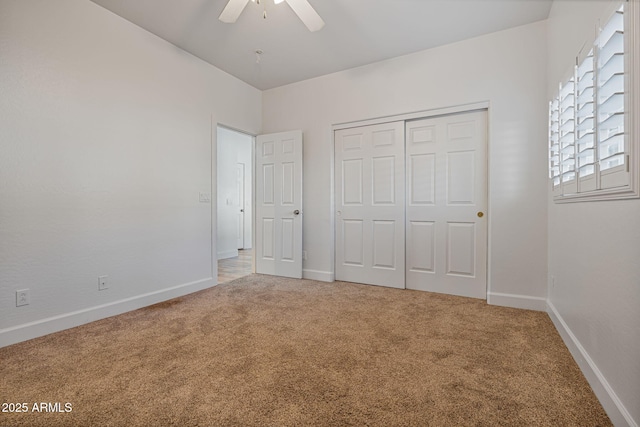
240;209;244;213
294;209;300;216
477;212;484;218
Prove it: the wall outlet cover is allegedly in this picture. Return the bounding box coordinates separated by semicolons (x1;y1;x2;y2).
16;289;30;307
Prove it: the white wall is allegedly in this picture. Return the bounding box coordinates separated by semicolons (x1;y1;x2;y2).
216;127;252;259
2;1;635;421
546;1;640;425
0;0;261;346
262;21;549;307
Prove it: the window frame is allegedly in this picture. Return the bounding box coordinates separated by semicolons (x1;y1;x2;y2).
550;0;639;203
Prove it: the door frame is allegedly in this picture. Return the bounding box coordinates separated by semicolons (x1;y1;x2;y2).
214;123;257;279
331;101;492;300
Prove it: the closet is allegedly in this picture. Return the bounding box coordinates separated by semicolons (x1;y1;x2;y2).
335;110;487;299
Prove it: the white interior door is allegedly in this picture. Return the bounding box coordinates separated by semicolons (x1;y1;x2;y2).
236;163;245;249
405;110;487;299
335;122;405;289
255;130;303;279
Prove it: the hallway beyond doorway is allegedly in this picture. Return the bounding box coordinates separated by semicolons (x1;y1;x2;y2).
217;249;252;284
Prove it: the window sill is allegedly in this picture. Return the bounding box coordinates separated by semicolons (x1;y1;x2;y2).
553;185;639;203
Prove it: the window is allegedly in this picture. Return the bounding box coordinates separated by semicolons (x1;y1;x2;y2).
559;76;577;194
549;98;560;188
577;48;596;191
598;8;626;188
549;2;639;202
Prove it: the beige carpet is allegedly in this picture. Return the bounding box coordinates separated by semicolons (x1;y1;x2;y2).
0;275;611;426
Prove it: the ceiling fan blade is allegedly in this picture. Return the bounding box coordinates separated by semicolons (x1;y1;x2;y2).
219;0;250;23
285;0;325;32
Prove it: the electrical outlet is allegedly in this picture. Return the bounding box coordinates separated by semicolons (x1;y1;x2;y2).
16;289;30;307
98;275;108;291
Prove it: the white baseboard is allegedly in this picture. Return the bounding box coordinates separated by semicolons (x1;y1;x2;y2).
547;301;636;427
487;292;547;311
217;250;238;260
0;277;215;349
302;269;334;282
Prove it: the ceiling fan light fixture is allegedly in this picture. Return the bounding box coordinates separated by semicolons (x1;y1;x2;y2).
219;0;324;32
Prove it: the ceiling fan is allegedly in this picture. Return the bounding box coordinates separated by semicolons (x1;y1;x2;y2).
219;0;325;32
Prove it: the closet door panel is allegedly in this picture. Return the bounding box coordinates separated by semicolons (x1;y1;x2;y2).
406;110;488;299
335;122;405;289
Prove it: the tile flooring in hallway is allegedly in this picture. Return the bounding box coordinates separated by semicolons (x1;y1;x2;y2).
217;249;253;284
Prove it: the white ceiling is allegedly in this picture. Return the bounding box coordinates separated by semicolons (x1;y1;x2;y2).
89;0;553;90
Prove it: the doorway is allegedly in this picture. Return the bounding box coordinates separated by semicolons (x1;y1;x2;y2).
217;126;253;283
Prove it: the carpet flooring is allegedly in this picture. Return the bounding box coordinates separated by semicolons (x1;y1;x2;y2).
0;275;611;426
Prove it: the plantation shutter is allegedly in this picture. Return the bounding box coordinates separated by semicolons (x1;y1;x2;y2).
559;77;577;194
548;2;635;201
549;98;561;193
597;5;627;189
576;49;596;192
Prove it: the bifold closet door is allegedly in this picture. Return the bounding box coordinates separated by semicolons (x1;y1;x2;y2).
405;110;487;299
335;122;405;289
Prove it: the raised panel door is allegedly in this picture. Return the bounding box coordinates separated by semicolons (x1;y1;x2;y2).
405;110;487;299
335;122;405;289
255;130;303;278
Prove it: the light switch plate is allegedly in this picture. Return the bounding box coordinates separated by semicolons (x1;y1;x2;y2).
199;192;211;203
98;275;108;291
